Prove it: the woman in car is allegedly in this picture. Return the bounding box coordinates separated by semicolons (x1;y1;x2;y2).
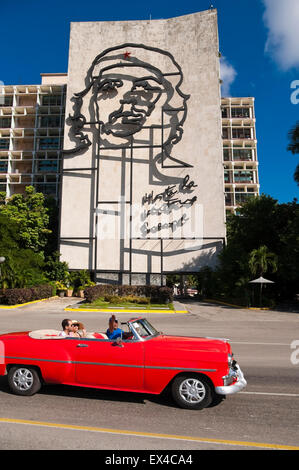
72;321;87;338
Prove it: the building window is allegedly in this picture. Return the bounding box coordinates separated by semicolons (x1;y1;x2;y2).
38;137;60;150
0;96;13;107
221;107;229;118
35;183;57;195
231;107;250;118
234;171;254;183
225;193;234;206
0;139;9;150
46;175;57;183
0;118;12;128
232;128;251;139
40;116;61;128
222;127;229;139
0;161;8;173
223;149;230;161
41;95;62;106
235;193;254;204
224;170;233;183
233;149;253;161
37;160;59;172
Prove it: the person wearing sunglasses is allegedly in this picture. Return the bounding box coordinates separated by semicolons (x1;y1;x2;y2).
72;321;87;338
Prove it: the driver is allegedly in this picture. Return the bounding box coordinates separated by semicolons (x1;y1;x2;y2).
106;315;123;340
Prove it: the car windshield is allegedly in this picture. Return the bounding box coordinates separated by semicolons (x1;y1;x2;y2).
129;318;160;339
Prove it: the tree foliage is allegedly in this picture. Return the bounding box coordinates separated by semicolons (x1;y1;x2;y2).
0;186;51;253
288;120;299;186
248;245;278;277
0;188;52;288
219;195;299;304
167;195;299;306
0;213;47;288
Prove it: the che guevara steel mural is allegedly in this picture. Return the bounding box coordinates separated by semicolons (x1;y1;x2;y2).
63;44;200;278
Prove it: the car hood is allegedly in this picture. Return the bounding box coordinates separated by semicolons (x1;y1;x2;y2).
151;335;231;354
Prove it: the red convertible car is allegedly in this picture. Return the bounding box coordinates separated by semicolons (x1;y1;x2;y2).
0;318;247;409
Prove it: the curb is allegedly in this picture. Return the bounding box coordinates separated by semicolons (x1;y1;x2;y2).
0;296;58;309
203;299;270;311
64;307;189;314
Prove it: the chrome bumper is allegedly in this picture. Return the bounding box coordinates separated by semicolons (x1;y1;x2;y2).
215;364;247;395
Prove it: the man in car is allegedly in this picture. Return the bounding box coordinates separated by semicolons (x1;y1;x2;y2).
59;319;75;337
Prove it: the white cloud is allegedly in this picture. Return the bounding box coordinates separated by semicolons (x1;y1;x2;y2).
220;57;237;96
263;0;299;70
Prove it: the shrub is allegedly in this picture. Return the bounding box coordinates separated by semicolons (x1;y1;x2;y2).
84;284;116;303
84;284;173;304
3;284;53;305
69;270;92;289
55;281;67;291
136;297;150;305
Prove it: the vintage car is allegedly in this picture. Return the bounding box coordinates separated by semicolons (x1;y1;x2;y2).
0;318;247;409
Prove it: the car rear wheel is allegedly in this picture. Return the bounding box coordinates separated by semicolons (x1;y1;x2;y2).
8;366;42;396
171;374;213;410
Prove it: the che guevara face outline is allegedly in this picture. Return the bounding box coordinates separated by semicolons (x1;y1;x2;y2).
63;44;190;156
92;67;166;139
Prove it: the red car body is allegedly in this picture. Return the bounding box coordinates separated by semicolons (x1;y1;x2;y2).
0;318;247;409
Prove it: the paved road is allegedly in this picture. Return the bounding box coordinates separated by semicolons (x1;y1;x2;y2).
0;298;298;450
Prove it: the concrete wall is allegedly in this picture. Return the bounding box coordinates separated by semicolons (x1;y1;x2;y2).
60;10;225;284
40;74;68;85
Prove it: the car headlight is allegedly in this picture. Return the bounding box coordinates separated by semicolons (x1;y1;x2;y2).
228;353;233;367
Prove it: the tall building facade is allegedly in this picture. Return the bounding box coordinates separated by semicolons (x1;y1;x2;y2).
0;9;260;284
0;76;66;199
221;97;259;215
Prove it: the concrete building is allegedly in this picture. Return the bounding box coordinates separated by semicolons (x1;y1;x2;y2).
221;97;259;215
0;77;66;199
59;10;227;285
0;9;259;284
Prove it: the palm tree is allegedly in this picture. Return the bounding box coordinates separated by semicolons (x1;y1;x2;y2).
249;245;278;277
249;246;278;307
287;121;299;186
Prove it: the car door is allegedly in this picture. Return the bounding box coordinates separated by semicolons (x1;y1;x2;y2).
74;337;145;391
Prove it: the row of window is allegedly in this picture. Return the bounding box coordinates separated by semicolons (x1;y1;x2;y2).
36;161;59;172
224;170;256;183
221;107;252;118
41;95;64;106
225;192;256;205
39;116;61;128
222;127;253;139
0;95;64;107
38;137;60;149
223;148;255;161
0;138;61;150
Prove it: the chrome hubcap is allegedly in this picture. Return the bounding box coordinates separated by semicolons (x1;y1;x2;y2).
13;368;34;391
179;378;206;404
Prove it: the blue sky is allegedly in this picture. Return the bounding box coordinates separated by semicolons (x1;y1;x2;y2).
1;0;299;203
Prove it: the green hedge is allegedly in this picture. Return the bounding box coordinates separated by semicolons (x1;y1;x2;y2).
84;284;173;304
2;284;54;305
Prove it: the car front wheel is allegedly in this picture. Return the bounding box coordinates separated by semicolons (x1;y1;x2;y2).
171;374;213;410
8;366;42;396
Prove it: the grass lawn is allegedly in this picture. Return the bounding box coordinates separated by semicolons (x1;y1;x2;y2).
77;298;174;310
